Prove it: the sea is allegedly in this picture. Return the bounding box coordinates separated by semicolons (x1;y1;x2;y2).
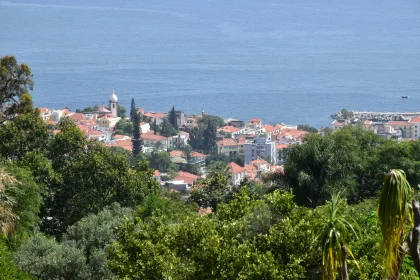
1;0;420;128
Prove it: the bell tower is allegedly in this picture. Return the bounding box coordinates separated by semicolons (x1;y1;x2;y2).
109;89;118;117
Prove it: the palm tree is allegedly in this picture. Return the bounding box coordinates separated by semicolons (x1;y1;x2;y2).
0;169;20;236
316;192;360;280
153;140;163;151
378;169;412;279
207;162;231;179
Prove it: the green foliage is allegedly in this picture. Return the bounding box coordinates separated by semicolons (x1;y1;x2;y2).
114;119;133;136
297;124;318;133
130;98;136;121
14;233;88;280
316;193;359;280
108;189;321;279
0;239;33;279
15;204;132;280
0;56;34;123
146;151;173;172
132;112;143;156
180;163;201;175
188;119;217;154
107;146;131;157
2;165;43;239
340;108;354;120
190;173;231;211
276;126;387;207
188;124;205;151
378;169;412;279
160;118;177;137
48;117;86;170
135;194;198;223
198;114;225;128
45;142;157;233
75;104;98;113
152;117;158;134
168;106;178;129
203;119;217;154
0;112;49;161
117;104;126;119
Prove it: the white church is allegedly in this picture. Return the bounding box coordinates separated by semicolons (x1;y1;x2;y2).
95;90;121;129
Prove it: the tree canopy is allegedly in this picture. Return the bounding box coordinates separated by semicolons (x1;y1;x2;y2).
0;56;34;123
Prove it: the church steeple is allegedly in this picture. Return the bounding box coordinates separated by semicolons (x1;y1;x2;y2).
109;89;118;117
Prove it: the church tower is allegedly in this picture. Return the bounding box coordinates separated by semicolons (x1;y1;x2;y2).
109;89;118;117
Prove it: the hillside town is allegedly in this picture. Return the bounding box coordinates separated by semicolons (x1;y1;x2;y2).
36;90;307;192
37;91;420;197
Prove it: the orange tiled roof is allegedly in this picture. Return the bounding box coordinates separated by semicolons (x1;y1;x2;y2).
38;107;51;114
217;126;240;133
409;117;420;123
332;120;347;126
170;150;185;158
244;164;257;173
228;162;246;175
278;129;307;138
153;170;161;177
388;121;413;126
61;108;72;115
173;171;199;185
144;112;167;118
191;151;207;158
98;105;110;112
217;138;246;147
141;133;168;141
104;139;132;152
263;125;279;133
69;113;85;122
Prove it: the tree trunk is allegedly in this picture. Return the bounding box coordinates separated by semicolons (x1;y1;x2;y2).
341;244;349;280
408;200;420;276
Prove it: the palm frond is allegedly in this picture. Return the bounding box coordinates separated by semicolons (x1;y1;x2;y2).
378;169;412;279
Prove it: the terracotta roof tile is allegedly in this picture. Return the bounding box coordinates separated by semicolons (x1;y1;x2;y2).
104;139;132;152
217;138;246;147
141;133;168;141
409;117;420;123
228;162;246;174
173;171;199;185
217;126;240;133
170;150;185;158
191;151;207;158
388;121;413;126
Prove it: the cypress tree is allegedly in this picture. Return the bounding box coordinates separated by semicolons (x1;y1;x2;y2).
153;118;157;135
130;98;136;121
132;113;143;156
203;119;216;154
169;106;178;129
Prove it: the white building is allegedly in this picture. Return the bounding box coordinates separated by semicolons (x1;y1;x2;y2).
109;89;118;117
244;136;277;165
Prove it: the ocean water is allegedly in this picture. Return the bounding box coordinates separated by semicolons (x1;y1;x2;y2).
1;0;420;128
